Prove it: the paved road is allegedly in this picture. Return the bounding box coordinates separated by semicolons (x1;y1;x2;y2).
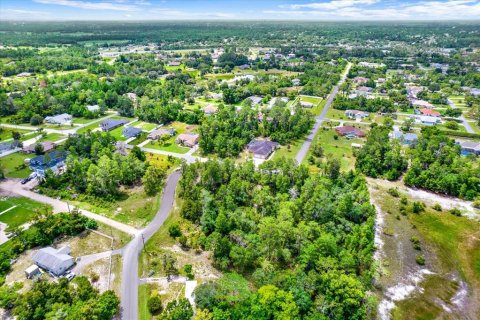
120;170;182;320
447;98;474;134
0;179;139;236
295;62;352;164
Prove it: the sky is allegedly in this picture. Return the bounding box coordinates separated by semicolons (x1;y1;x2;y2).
1;0;480;21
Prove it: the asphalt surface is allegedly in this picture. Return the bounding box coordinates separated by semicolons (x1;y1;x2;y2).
120;170;182;320
447;98;474;134
295;62;351;164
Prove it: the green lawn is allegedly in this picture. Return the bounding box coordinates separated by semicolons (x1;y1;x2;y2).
0;196;51;228
0;152;33;178
72;117;99;124
133;121;158;131
271;138;304;161
144;141;190;154
108;126;128;141
325;108;348;121
37;133;66;142
302;128;365;172
0;128;31;141
298;95;324;116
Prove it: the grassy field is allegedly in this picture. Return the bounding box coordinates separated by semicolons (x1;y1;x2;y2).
0;196;52;228
370;183;480;320
37;133;66;142
271;138;304;161
72;117;98;124
0;152;32;178
303;128;364;171
325;108;348;121
298;95;324;116
108;126;128;141
0;128;31;141
133;121;158;131
144;122;197;154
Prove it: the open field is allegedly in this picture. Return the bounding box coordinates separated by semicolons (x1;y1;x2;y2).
271;138;305;161
369;182;480;320
0;196;51;228
133;121;158;131
0;152;33;178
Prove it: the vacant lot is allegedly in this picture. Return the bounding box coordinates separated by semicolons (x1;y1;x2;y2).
0;152;33;178
0;196;51;228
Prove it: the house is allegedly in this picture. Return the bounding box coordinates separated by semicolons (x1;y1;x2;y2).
406;86;424;99
147;128;176;140
203;104;218;115
359;62;385;68
247;96;263;106
44;113;72;125
209;92;223;100
411;99;435;109
268;97;289;109
122;126;142;138
300;101;314;108
287;53;296;59
458;141;480;155
33;246;74;277
0;141;21;154
356;86;373;96
292;78;301;86
25;264;42;279
86;105;100;112
176;133;199;147
239;64;250;70
335;126;366;138
115;141;128;156
29;150;67;175
345;110;369;119
126;92;138;103
22;141;56;154
247;139;279;159
390;131;418;145
418;116;441;125
16;72;32;77
416;108;441;117
168;61;181;67
353;76;368;85
100;119;128;132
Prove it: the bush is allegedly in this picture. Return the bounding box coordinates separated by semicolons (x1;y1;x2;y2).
449;208;462;216
400;196;408;205
473;200;480;209
168;224;182;238
415;255;425;265
387;187;400;197
412;201;425;214
147;294;163;315
432;203;442;211
410;236;421;250
30;114;43;126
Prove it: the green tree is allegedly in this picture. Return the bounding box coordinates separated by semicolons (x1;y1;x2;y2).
142;165;166;196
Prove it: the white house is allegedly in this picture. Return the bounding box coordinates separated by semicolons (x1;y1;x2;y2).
44;113;72;125
33;246;74;277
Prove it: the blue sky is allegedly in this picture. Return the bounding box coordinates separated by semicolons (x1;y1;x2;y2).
1;0;479;20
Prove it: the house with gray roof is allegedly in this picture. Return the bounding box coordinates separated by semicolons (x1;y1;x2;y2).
122;126;142;138
247;139;279;159
148;128;176;140
100;119;128;132
86;104;100;112
44;113;72;125
33;246;74;277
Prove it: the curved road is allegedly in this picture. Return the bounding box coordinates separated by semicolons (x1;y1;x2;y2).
120;170;182;320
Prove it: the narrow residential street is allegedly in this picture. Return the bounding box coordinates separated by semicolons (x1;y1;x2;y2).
120;170;182;320
447;98;474;134
295;62;352;164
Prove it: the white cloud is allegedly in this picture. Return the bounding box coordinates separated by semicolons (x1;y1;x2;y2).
284;0;379;10
270;0;480;20
33;0;139;11
1;8;52;20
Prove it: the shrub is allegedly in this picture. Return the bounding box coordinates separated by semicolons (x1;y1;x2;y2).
147;294;163;315
449;208;462;216
432;203;442;211
410;237;421;250
412;201;425;214
387;187;400;197
168;224;182;238
415;255;425;265
400;196;408;205
473;200;480;209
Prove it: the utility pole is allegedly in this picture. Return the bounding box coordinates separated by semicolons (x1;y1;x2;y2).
141;233;147;253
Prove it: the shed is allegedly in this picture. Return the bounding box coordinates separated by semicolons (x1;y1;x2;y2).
25;264;41;279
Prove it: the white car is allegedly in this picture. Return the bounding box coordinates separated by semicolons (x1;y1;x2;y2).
65;272;76;281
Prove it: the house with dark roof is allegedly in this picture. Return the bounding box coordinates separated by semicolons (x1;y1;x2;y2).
29;150;67;175
33;246;74;277
335;126;366;138
100;119;128;132
247;139;279;159
122;126;142;138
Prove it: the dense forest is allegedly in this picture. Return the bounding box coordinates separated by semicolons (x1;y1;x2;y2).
179;158;376;319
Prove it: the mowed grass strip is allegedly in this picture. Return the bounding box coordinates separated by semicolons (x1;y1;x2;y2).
0;196;52;228
0;152;33;178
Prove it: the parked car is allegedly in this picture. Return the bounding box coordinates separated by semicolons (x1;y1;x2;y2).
64;272;76;281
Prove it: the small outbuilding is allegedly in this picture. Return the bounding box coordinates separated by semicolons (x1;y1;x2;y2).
25;264;41;279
